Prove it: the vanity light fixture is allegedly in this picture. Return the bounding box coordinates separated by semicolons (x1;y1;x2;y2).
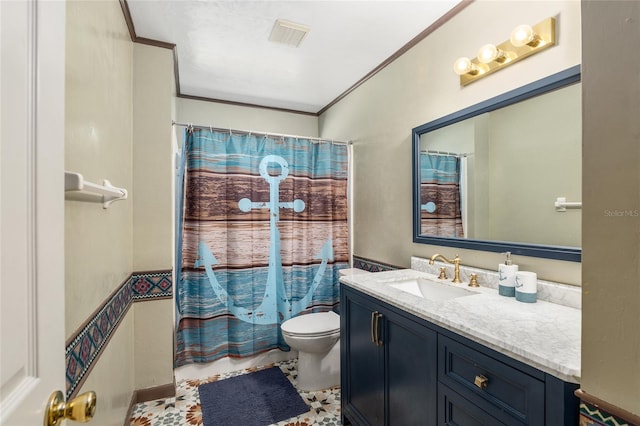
477;44;507;64
453;57;479;76
510;24;539;47
454;17;556;86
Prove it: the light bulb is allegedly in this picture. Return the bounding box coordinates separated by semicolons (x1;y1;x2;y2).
510;24;536;47
477;44;502;64
453;57;475;75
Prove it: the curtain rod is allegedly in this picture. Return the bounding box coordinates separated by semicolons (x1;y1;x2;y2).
172;121;351;146
421;149;473;157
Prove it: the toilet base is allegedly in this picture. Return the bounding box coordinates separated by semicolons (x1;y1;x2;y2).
296;340;340;391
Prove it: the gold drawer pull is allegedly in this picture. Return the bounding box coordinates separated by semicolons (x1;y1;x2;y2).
374;312;383;346
370;312;377;344
370;311;383;346
474;375;489;390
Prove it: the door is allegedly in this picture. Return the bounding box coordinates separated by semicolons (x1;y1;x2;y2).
1;0;66;424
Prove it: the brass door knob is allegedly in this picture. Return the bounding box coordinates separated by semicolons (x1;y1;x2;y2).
474;375;489;390
45;390;97;426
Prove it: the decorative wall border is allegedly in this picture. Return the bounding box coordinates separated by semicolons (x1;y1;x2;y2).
65;270;172;399
131;270;173;301
580;402;638;426
352;255;400;273
577;389;640;426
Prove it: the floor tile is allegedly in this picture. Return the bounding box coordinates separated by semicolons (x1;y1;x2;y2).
130;359;342;426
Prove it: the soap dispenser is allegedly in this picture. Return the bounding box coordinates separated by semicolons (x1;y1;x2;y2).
498;252;518;297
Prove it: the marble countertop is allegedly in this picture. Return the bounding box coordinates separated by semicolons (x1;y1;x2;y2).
339;268;581;384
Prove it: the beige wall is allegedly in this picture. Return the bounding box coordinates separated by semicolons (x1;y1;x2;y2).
175;97;319;138
134;299;174;389
65;0;135;423
319;0;582;285
133;45;174;271
65;0;134;333
66;0;178;421
132;43;175;389
582;1;640;416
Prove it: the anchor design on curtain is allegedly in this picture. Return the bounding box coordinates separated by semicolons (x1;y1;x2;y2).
194;155;334;324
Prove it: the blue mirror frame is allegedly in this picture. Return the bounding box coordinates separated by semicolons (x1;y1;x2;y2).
412;65;581;262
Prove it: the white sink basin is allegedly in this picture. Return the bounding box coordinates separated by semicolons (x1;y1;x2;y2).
389;278;476;302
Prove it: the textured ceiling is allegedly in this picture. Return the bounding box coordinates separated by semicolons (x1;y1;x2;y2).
127;0;462;114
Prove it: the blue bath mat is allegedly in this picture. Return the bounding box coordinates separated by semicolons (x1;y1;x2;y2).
198;366;309;426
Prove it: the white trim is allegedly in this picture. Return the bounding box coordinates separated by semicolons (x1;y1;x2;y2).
348;143;353;267
25;0;38;380
0;377;40;423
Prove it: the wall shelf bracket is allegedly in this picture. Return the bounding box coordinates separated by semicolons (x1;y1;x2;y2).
554;197;582;212
65;171;128;209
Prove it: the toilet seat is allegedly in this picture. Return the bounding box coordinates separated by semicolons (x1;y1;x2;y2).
281;311;340;338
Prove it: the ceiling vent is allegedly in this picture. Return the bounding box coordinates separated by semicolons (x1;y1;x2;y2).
268;19;310;47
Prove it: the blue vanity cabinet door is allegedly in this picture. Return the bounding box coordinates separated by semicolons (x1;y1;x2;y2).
341;286;385;425
341;285;438;426
385;304;437;425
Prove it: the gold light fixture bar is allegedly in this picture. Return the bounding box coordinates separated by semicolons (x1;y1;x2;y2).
458;17;556;86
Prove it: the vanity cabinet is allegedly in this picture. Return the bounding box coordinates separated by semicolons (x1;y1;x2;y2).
340;285;437;426
340;284;579;426
438;335;544;425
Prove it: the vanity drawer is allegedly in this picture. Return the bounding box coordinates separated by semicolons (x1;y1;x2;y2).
438;335;544;425
439;382;508;426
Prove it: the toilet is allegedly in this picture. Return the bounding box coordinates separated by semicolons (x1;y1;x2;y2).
281;311;340;391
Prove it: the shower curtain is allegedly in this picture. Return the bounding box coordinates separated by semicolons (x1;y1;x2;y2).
420;153;464;238
175;128;349;367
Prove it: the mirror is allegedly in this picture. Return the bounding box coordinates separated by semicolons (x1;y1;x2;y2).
412;66;581;262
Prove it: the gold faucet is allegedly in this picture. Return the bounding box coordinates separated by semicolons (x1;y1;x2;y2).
429;253;462;283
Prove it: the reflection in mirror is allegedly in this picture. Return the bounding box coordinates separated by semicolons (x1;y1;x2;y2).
413;66;581;262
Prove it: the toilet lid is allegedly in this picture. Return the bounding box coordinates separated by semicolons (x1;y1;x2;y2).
281;311;340;336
